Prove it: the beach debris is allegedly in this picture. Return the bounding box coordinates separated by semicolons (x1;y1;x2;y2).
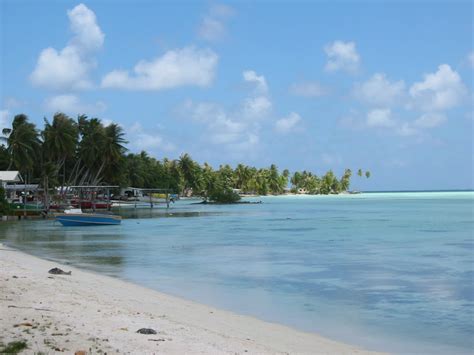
8;304;54;312
14;322;33;327
48;267;72;275
74;351;87;355
148;338;165;342
136;328;157;335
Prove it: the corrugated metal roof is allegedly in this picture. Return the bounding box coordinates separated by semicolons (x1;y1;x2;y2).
0;171;22;182
4;184;38;190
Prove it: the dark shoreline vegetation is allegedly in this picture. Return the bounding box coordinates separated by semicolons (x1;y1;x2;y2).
0;113;370;204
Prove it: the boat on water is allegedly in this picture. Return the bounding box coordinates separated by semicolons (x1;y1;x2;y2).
55;209;122;226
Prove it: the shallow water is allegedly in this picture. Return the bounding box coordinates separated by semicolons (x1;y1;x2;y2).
1;192;473;354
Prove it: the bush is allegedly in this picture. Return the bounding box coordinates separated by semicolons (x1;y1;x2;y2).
208;187;241;203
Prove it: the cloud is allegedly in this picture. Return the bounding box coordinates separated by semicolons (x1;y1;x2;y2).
2;97;25;109
468;51;474;69
127;122;175;152
243;70;268;94
242;96;272;119
183;100;247;145
67;3;104;51
0;109;10;129
275;112;302;133
101;47;218;90
179;70;271;154
30;3;104;91
353;73;405;106
396;122;419;137
44;94;106;115
324;40;360;73
409;64;467;111
413;112;446;128
366;108;396;128
289;82;327;97
198;4;234;42
241;70;272;119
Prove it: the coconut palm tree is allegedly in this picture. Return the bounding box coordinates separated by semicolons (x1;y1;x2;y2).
340;168;352;191
99;123;128;184
178;153;200;195
42;113;78;187
6;114;41;179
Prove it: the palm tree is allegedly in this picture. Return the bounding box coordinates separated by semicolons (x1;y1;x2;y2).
98;123;128;185
357;168;363;177
365;170;371;179
178;153;200;195
43;113;78;188
234;164;247;189
6;114;40;180
340;168;352;191
268;164;282;194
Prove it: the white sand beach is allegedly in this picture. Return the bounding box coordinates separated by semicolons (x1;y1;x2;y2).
0;245;382;354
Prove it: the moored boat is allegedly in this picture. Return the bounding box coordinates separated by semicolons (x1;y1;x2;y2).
55;209;121;226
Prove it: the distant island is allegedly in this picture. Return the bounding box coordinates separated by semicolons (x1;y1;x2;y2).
0;113;370;206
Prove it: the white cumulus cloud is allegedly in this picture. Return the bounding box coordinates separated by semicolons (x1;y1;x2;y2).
243;70;268;94
324;40;360;73
409;64;467;111
67;3;104;51
128;122;175;153
242;96;272;119
30;3;104;91
44;94;106;115
275;112;302;133
178;70;271;154
366;108;396;128
101;47;218;90
353;73;405;106
198;4;234;42
0;109;11;130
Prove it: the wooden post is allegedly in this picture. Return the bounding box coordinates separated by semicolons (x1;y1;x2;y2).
23;173;27;218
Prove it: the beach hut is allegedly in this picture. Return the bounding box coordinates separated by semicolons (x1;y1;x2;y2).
0;171;22;188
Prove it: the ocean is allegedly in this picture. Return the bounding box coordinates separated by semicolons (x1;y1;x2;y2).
1;191;473;354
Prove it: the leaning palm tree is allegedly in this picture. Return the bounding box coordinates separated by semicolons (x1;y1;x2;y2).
6;114;41;179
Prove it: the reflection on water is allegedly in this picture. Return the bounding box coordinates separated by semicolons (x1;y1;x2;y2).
0;192;473;354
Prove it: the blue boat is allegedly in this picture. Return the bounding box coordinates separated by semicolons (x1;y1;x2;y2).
55;209;122;226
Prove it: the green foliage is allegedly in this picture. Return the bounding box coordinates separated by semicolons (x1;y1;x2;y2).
0;340;28;354
1;111;371;199
208;186;241;203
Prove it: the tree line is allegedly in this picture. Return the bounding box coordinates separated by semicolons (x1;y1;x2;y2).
0;113;370;202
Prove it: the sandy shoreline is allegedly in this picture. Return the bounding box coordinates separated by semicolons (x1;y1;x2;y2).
0;245;381;354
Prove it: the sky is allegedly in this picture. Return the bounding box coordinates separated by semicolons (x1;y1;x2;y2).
1;0;473;191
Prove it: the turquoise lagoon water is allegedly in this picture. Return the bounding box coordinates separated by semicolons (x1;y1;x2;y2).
0;192;473;354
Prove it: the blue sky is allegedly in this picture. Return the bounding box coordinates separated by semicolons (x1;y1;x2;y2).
1;0;473;190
